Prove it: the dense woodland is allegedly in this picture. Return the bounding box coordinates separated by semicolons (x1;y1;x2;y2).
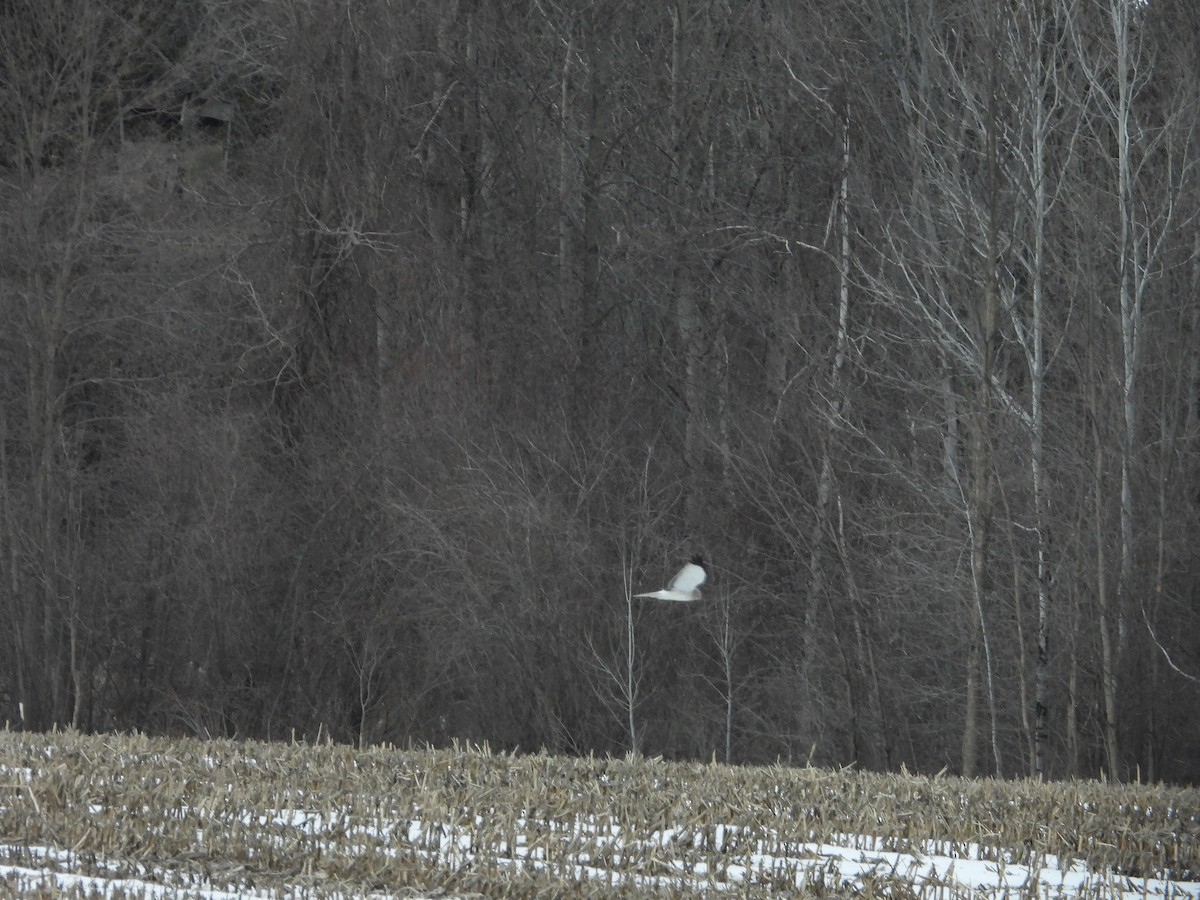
2;0;1200;783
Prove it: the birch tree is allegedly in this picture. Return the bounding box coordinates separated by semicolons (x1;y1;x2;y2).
1067;0;1195;778
1002;0;1080;779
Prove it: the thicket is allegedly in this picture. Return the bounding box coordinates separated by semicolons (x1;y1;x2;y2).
2;0;1200;781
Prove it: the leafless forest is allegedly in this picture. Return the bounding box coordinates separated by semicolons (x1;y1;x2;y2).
2;0;1199;782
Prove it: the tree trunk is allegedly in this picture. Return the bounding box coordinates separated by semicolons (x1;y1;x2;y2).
1093;432;1121;779
1024;4;1053;778
800;102;854;754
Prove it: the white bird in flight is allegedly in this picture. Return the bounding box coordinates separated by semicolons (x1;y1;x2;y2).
634;555;707;602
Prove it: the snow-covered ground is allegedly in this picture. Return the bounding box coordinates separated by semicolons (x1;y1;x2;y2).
1;807;1196;898
2;737;1196;898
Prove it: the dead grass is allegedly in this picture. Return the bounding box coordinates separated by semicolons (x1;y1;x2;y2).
0;730;1195;897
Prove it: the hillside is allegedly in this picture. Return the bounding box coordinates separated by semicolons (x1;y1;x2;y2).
3;0;1200;781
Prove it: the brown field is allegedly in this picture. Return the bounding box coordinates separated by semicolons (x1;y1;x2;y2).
0;730;1196;897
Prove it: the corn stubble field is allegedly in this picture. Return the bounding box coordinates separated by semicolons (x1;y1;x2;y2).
0;731;1196;898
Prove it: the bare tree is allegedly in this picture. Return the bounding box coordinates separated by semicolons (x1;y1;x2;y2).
1065;0;1197;779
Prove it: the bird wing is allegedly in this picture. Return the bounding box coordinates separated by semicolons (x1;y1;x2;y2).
634;589;694;602
668;561;706;594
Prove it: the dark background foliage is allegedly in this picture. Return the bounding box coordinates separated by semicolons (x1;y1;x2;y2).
2;0;1198;783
